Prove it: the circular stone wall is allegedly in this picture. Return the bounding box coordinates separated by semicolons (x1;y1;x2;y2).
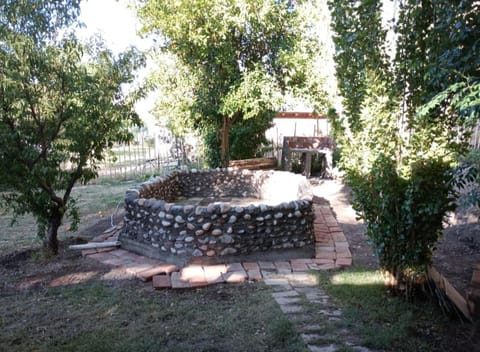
119;168;315;262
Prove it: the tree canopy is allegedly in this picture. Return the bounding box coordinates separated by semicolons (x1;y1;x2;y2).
328;0;479;292
138;0;330;166
0;0;144;254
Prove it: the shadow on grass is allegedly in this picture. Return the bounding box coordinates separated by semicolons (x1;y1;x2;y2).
0;246;308;352
317;267;480;352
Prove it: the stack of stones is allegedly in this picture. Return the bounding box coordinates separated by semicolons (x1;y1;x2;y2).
120;168;315;260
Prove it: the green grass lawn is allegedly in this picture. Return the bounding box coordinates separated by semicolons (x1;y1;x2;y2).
317;267;479;351
0;269;306;352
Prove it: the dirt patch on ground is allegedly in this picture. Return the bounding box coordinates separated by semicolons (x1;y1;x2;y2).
435;221;480;297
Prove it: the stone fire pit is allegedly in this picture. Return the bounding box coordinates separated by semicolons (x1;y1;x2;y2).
119;168;315;262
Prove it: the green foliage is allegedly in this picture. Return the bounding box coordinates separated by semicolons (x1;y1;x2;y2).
348;156;455;289
0;1;144;253
202;111;274;167
328;0;478;290
139;0;331;166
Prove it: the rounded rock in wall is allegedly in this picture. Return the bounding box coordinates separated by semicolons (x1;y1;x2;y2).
202;222;212;231
187;223;196;231
219;234;234;244
198;237;209;244
220;247;237;256
220;203;231;214
192;249;203;257
175;215;185;223
206;250;216;257
211;229;222;236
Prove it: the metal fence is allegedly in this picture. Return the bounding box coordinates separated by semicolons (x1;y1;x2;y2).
470;124;480;149
95;137;203;181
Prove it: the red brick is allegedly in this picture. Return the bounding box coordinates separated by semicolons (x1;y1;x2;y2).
329;226;343;233
223;271;247;283
152;274;172;289
171;272;191;289
203;265;226;284
336;249;352;259
290;261;308;272
258;261;276;270
247;269;263;281
137;264;179;282
315;245;335;252
274;261;292;270
226;262;244;272
290;258;314;264
316;263;336;270
180;265;204;282
316;240;334;246
332;232;347;241
335;241;349;249
315;252;337;260
335;257;353;267
125;263;157;276
313;258;335;264
242;262;260;271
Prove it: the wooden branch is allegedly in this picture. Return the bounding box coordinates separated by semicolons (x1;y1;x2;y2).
68;241;121;250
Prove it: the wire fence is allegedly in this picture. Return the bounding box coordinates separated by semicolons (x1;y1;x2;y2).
470;124;480;149
95;137;204;182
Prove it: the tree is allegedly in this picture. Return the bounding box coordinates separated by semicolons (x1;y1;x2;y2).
328;0;479;294
0;1;144;254
138;0;321;166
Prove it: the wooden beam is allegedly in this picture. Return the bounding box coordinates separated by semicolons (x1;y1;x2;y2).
275;111;327;119
69;241;121;250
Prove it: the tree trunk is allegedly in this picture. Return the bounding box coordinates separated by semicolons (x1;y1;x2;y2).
44;208;62;255
220;115;231;167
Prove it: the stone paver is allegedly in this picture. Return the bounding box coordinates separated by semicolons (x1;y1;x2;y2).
307;345;337;352
152;274;172;289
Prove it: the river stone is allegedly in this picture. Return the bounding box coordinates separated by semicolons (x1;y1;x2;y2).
161;220;172;227
220;203;231;214
220;234;234;244
228;215;237;223
175;215;185;223
185;236;194;243
244;214;251;220
195;230;205;236
192;249;203;257
206;250;216;256
183;205;194;214
187;223;196;231
220;247;237;256
211;229;223;236
202;222;212;231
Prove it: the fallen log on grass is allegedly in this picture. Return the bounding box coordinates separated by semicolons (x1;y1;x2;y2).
68;241;121;250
